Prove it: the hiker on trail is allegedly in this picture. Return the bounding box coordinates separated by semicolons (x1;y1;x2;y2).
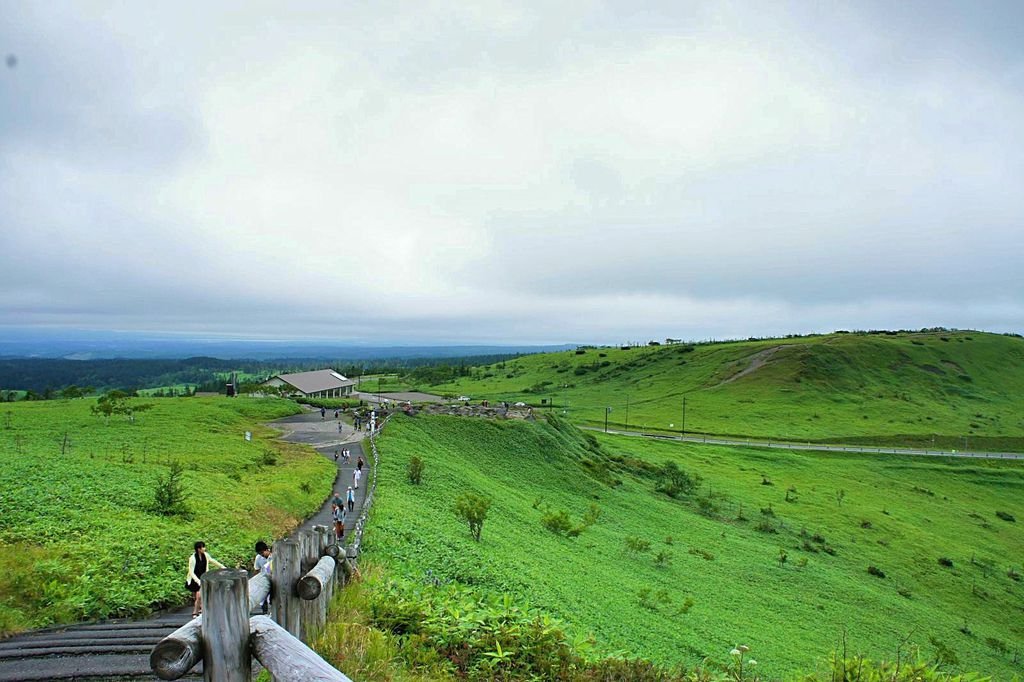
334;449;339;461
332;504;345;541
334;409;339;419
346;486;355;512
343;448;351;462
332;490;344;508
356;456;364;472
353;468;361;489
320;407;326;420
253;541;272;613
186;541;225;618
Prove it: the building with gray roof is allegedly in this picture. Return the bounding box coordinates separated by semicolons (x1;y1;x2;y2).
263;369;356;398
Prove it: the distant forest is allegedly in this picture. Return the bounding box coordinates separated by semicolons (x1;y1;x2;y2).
0;354;518;397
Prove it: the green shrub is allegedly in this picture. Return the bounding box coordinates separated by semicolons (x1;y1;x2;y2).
625;536;652;554
455;492;492;542
995;510;1015;522
151;460;191;519
541;509;574;535
654;461;699;498
407;455;424;485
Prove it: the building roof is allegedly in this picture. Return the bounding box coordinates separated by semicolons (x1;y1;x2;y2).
269;369;355;394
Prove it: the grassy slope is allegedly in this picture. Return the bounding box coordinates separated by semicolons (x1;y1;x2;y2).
368;414;1024;679
0;396;334;634
426;331;1024;450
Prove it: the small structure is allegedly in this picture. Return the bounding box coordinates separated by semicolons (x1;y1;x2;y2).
263;370;356;399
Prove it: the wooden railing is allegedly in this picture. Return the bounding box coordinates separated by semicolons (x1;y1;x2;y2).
150;418;386;682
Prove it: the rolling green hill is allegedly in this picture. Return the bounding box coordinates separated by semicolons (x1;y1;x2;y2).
424;331;1024;451
359;413;1024;679
0;397;333;634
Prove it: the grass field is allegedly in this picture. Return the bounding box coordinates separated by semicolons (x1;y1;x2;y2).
421;331;1024;451
362;413;1024;679
0;396;334;635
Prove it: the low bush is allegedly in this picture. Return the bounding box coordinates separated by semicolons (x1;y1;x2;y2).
995;510;1016;522
867;565;886;578
406;456;424;485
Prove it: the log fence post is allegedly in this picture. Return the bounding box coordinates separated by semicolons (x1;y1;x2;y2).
200;570;251;682
271;539;302;638
298;529;320;637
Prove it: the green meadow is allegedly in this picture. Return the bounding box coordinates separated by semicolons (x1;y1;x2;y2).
0;396;334;635
423;331;1024;451
362;413;1024;679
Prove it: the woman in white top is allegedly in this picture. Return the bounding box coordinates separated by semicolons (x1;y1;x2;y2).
186;541;225;617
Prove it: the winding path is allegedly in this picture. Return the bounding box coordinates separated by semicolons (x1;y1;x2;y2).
0;408;372;681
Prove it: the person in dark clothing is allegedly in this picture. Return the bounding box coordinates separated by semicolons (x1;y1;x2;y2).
186;541;225;617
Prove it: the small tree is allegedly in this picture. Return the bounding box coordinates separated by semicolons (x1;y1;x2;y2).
407;456;424;484
153;460;191;518
655;460;699;498
454;492;491;541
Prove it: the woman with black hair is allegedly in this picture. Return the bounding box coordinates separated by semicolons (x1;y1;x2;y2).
185;541;225;617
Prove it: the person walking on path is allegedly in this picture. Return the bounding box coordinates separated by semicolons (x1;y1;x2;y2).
334;449;339;461
186;541;225;618
332;490;344;508
252;541;272;614
346;486;355;512
320;407;326;420
356;456;364;472
331;504;345;541
353;468;361;489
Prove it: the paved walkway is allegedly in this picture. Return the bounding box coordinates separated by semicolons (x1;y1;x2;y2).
583;426;1024;461
0;408;371;681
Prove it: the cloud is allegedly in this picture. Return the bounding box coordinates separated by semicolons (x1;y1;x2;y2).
1;1;1022;343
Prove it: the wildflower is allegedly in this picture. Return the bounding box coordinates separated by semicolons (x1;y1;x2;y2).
738;644;750;653
731;648;742;656
748;660;757;666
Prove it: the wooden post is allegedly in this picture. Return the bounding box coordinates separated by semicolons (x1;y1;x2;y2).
150;617;202;680
249;615;352;682
299;529;319;638
271;540;302;638
200;569;251;682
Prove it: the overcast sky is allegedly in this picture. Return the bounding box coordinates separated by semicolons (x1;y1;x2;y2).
2;1;1022;345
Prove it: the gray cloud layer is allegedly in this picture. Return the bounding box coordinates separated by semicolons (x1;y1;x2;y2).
1;1;1022;344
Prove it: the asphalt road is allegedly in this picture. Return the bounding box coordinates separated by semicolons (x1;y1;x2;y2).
583;426;1024;461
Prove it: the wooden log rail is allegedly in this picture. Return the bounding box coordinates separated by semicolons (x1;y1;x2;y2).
151;415;389;682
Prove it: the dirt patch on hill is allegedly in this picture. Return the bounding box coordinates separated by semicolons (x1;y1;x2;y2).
711;346;785;388
918;364;945;375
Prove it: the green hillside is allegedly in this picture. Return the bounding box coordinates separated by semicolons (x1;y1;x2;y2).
425;331;1024;451
361;413;1024;679
0;397;334;634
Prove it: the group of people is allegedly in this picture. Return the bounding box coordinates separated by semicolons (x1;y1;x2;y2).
330;487;356;540
185;540;273;617
185;411;374;615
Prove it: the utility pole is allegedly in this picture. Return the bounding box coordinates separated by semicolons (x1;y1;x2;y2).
605;407;612;433
625;395;630;432
682;396;687;438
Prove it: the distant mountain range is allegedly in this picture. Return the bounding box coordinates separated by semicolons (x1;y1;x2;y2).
0;329;575;360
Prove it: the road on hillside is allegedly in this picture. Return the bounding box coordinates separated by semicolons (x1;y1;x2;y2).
582;426;1024;461
0;408;372;682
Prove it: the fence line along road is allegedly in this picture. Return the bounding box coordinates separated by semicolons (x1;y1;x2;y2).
582;427;1024;461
